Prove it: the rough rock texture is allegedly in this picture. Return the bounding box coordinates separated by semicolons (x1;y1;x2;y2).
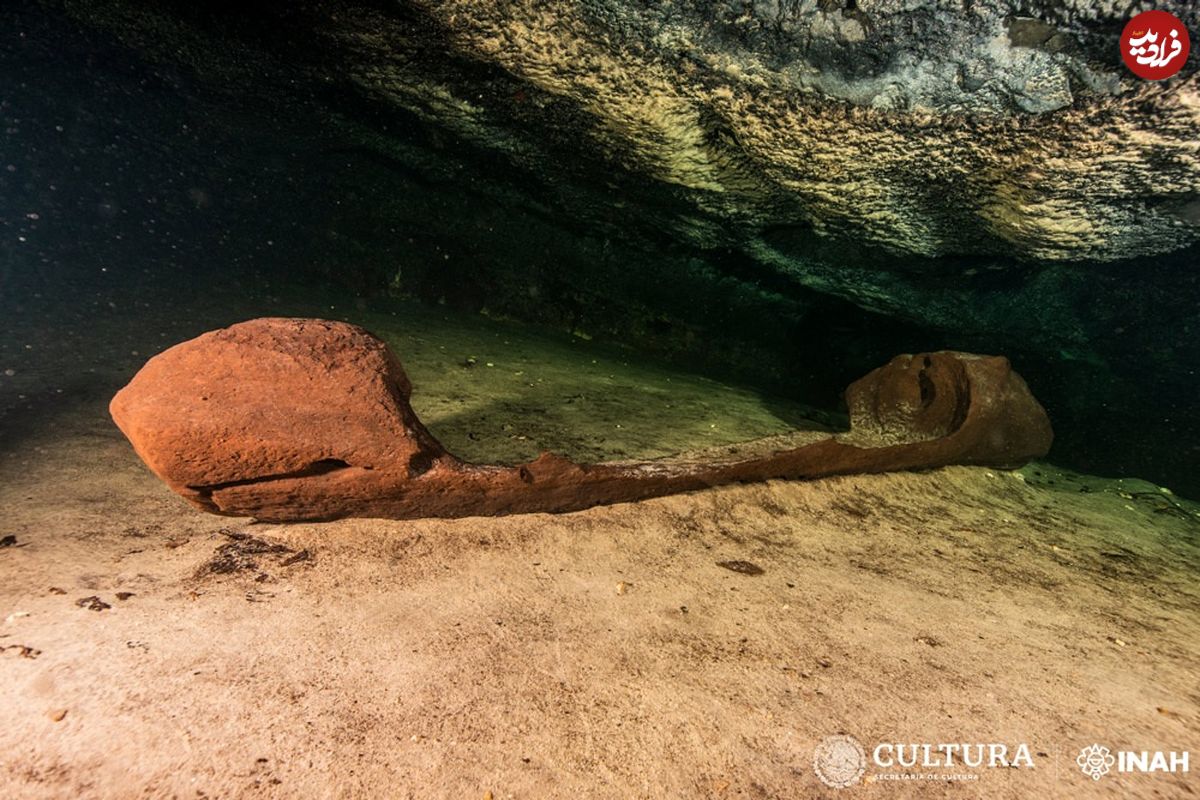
110;318;1051;521
108;319;446;514
58;0;1200;263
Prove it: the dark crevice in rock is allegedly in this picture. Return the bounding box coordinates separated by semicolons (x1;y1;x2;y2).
187;458;354;497
407;452;434;479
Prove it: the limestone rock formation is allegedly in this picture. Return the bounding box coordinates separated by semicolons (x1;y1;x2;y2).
110;318;1052;522
61;0;1200;263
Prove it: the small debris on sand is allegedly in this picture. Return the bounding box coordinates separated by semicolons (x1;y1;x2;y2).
0;644;41;659
197;529;295;577
716;560;764;576
280;549;311;567
0;535;17;547
47;709;67;722
115;592;135;601
75;596;111;612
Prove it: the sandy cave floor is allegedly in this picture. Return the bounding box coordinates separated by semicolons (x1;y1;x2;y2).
1;288;1200;799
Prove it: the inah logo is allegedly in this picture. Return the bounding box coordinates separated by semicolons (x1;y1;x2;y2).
1121;10;1190;81
813;735;867;789
1077;744;1190;779
1077;744;1115;781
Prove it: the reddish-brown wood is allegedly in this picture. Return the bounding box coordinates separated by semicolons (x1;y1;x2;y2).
110;318;1052;522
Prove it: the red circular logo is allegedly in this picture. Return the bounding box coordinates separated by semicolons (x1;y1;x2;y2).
1121;10;1190;80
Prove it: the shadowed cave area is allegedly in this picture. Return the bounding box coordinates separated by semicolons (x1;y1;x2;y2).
3;0;1198;496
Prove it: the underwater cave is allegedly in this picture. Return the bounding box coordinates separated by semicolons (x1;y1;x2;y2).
1;0;1198;797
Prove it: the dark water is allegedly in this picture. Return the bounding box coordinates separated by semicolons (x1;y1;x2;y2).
2;1;1197;496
